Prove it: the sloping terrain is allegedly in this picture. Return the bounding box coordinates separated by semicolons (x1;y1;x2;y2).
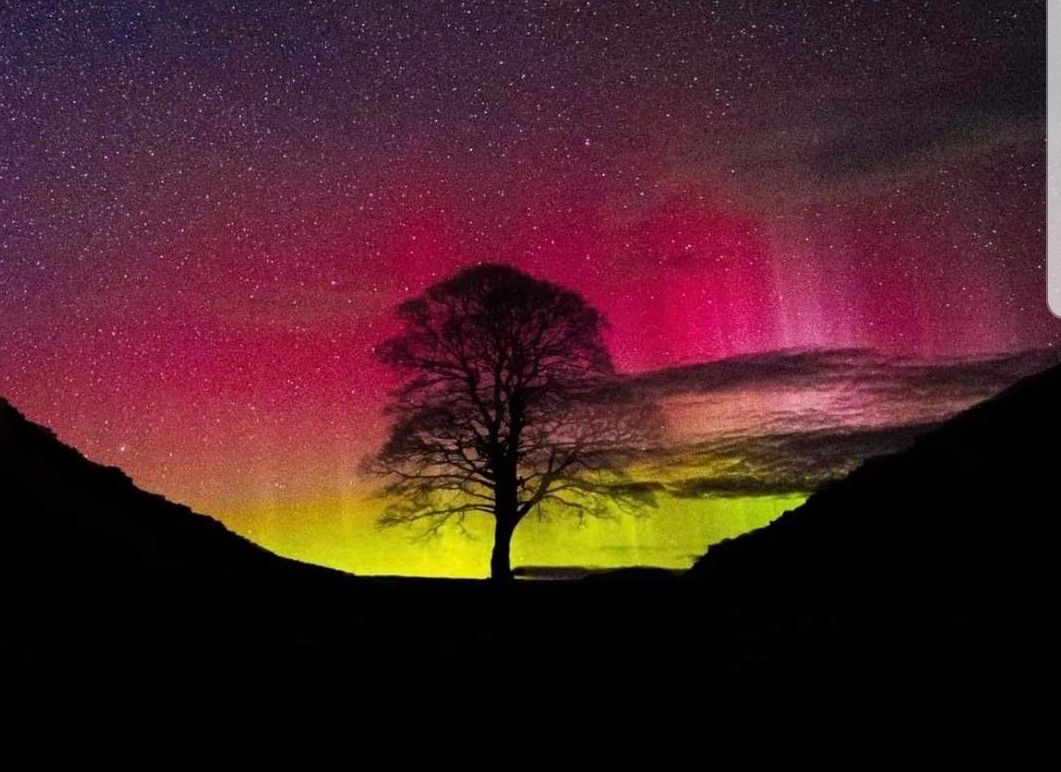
0;397;349;663
684;362;1058;686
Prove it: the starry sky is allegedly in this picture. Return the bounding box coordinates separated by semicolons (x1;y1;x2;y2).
1;1;1055;576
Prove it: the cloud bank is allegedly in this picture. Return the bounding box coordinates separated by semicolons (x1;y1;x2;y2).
621;348;1060;499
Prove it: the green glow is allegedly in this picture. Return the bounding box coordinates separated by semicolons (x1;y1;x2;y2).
222;493;803;578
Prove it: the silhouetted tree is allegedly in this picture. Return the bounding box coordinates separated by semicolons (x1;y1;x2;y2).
368;264;662;580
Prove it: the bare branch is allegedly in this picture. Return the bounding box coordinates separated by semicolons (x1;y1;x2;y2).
365;265;665;574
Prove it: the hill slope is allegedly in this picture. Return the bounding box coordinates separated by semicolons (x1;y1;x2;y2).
0;397;349;662
684;361;1058;684
0;399;287;578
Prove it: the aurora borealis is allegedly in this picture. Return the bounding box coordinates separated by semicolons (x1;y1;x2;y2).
1;1;1056;576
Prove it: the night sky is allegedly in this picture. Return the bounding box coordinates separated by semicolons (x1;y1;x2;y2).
1;1;1055;575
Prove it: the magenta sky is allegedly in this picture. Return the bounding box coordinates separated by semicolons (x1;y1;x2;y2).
0;2;1055;572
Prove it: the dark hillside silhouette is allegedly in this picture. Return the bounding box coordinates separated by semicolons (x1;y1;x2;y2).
1;398;282;576
684;360;1058;685
0;397;352;662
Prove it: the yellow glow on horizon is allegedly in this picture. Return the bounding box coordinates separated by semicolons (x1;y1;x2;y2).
220;492;804;578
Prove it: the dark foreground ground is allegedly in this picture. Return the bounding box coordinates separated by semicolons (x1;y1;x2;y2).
1;364;1056;702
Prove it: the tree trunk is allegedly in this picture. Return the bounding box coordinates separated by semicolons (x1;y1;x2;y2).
490;516;516;581
491;453;522;581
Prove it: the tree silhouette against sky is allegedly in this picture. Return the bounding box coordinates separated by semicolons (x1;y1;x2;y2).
368;264;662;580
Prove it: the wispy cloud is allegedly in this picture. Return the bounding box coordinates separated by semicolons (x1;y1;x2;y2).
627;347;1060;401
620;348;1061;500
658;422;934;499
